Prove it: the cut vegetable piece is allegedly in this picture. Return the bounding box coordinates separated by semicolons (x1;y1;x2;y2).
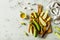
24;31;29;36
39;21;43;27
28;24;32;33
39;17;46;26
54;32;60;38
39;21;44;35
55;27;60;32
33;19;40;31
34;26;37;37
32;26;34;34
46;17;51;22
40;11;44;17
21;22;26;25
32;24;37;37
33;12;38;18
31;15;34;18
36;18;39;23
30;13;34;18
43;10;48;19
30;26;33;35
38;4;43;15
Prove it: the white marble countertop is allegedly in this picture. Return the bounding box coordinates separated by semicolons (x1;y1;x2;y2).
0;0;60;40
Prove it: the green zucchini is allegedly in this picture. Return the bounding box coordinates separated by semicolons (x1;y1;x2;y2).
31;15;34;18
34;27;37;37
54;32;60;38
33;19;40;31
33;12;38;18
30;26;33;35
55;27;60;32
32;24;37;37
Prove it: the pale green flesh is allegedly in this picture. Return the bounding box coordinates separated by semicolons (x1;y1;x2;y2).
33;12;38;18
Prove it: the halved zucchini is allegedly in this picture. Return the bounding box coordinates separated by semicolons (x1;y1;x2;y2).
54;32;60;38
30;13;34;19
46;17;51;22
33;19;41;31
43;10;48;19
33;12;38;18
55;27;60;32
34;27;37;37
39;17;46;26
40;11;44;17
30;26;33;35
32;24;37;37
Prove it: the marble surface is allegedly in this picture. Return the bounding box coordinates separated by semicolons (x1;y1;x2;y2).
0;0;60;40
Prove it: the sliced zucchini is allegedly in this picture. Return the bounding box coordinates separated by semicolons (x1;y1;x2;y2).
30;26;33;35
24;31;29;36
30;13;35;19
34;27;37;37
54;32;60;38
33;12;38;18
55;27;60;32
30;14;34;18
43;10;48;19
39;17;46;26
40;11;44;17
32;24;37;37
33;19;40;31
46;17;51;22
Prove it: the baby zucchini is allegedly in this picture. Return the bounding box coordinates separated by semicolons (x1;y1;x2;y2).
30;26;33;35
32;24;37;37
39;17;46;26
55;26;60;32
54;32;60;38
33;19;40;31
34;27;37;37
40;11;44;17
33;12;38;18
46;17;51;22
43;10;48;20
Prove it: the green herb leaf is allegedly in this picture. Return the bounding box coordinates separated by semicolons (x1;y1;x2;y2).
24;31;29;36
